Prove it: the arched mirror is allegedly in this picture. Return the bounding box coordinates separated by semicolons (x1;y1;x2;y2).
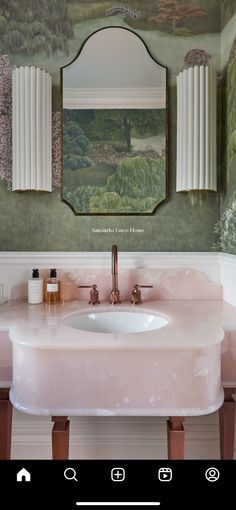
61;27;167;215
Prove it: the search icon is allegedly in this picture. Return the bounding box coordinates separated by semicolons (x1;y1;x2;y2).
64;468;78;482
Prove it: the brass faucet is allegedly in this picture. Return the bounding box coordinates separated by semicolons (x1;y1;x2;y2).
110;244;121;304
78;284;100;305
131;284;153;305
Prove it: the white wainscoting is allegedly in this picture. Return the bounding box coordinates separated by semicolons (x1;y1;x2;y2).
0;251;222;303
12;410;221;460
0;250;235;459
221;253;236;307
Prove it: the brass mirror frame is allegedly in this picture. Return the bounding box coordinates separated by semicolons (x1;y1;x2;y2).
60;26;168;216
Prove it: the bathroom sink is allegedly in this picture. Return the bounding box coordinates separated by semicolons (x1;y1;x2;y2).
63;310;168;334
8;301;224;417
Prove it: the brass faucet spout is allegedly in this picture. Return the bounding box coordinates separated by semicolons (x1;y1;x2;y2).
112;244;118;290
111;244;121;304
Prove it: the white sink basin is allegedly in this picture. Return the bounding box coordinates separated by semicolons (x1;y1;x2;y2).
64;311;168;334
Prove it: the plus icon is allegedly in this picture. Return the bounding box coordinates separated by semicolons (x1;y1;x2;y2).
111;467;125;482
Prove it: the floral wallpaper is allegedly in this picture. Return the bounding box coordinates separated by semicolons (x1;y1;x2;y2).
0;0;233;252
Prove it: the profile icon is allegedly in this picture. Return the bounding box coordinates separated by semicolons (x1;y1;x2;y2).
205;467;220;482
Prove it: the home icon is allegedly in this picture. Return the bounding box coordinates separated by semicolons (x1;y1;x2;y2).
16;468;31;482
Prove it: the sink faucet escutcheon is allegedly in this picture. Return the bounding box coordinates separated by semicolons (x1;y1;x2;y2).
110;244;121;304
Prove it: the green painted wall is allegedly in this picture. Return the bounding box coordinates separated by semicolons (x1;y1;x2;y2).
0;1;231;251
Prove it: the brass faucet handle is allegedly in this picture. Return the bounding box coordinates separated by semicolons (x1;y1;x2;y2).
78;285;100;305
131;284;153;305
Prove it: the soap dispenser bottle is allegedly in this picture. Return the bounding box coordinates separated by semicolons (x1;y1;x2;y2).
28;268;43;304
45;268;61;304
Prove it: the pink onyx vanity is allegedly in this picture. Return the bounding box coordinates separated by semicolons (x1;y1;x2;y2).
0;267;236;460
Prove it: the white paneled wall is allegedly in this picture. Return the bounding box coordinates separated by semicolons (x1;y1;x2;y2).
12;410;224;460
220;253;236;307
0;252;222;303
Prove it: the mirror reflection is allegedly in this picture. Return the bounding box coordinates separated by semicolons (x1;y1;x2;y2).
61;27;167;215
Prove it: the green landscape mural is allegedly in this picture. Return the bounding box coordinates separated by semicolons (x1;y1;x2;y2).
0;0;73;55
67;0;220;35
0;0;235;251
63;108;166;214
213;33;236;254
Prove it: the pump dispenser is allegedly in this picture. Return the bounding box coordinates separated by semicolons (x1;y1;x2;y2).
28;268;43;304
45;268;61;304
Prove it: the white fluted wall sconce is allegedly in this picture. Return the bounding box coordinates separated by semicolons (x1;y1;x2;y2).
176;65;217;192
12;66;52;191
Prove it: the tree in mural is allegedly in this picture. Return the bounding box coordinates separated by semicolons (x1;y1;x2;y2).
63;120;94;170
106;156;164;199
64;121;91;156
95;110;135;153
227;38;236;168
221;0;236;28
213;191;236;253
90;156;165;213
150;0;206;32
0;0;73;55
89;109;165;153
64;185;98;213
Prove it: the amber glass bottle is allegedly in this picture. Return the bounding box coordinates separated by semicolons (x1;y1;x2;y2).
45;268;61;304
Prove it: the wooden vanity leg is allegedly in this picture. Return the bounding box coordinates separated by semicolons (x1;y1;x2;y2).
0;388;13;460
167;416;185;460
219;387;235;460
51;416;70;460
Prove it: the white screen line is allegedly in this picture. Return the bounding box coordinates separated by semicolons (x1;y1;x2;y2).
76;503;160;507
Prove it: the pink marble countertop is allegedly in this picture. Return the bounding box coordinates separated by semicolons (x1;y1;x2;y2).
1;299;236;416
1;299;236;391
1;265;235;416
0;299;226;350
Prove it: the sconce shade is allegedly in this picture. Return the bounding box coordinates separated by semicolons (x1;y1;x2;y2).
12;66;52;191
176;65;217;191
